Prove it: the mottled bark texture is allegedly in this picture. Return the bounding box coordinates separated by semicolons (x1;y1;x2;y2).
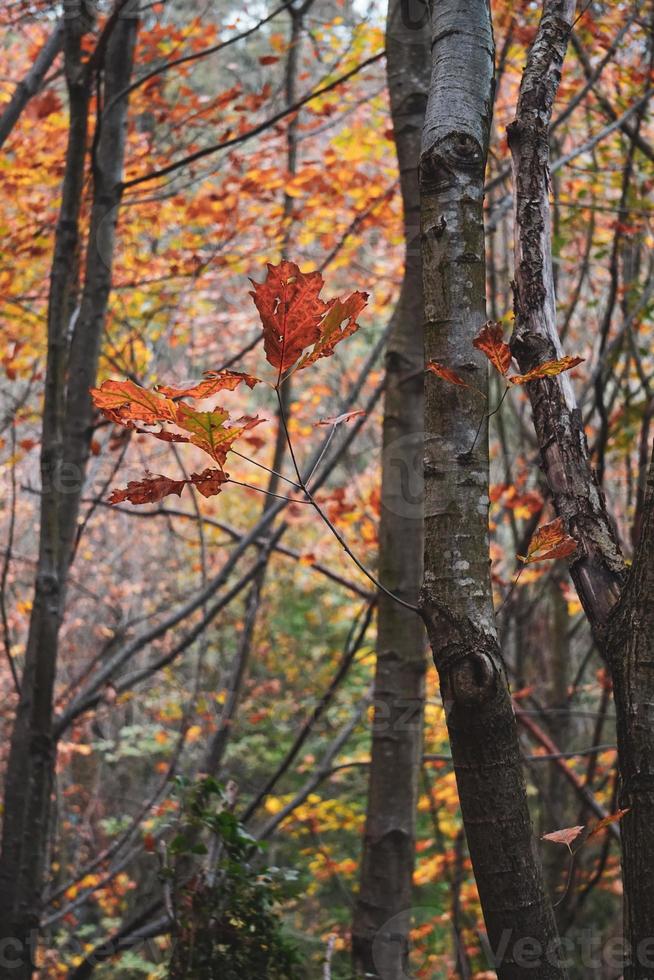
0;10;138;974
351;1;429;975
507;0;625;633
419;2;565;976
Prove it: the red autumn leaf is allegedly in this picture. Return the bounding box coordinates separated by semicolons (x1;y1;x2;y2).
587;808;630;839
189;467;230;498
155;369;260;399
509;355;584;386
250;260;326;373
315;409;366;427
518;516;577;564
473;321;512;375
143;833;156;853
108;468;229;505
296;291;368;371
92;381;263;469
542;825;584;850
249;260;367;376
426;360;469;388
258;55;279;65
108;474;187;505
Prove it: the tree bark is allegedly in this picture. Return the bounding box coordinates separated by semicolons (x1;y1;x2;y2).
419;2;565;976
608;447;654;978
507;1;654;972
351;0;429;975
0;9;138;973
507;0;625;637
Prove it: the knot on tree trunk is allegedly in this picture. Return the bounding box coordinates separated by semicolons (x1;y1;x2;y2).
419;132;485;192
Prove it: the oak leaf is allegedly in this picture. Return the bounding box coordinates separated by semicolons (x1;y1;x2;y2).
91;380;177;426
108;468;229;505
156;370;260;399
473;322;512;375
250;260;367;376
108;474;187;505
518;517;577;564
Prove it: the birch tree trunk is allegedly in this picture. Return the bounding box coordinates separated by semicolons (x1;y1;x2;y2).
0;9;138;974
351;0;429;974
419;2;565;975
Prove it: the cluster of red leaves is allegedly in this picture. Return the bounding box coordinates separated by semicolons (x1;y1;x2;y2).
91;261;368;505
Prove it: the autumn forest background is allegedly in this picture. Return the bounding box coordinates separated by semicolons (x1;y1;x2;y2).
0;0;653;977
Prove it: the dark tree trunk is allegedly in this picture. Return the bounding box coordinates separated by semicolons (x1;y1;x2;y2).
0;10;139;974
609;457;654;980
351;1;429;975
419;2;565;976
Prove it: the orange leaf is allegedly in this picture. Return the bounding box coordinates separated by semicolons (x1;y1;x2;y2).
156;370;260;399
518;517;577;564
108;468;229;505
587;808;630;839
108;474;187;505
473;321;512;375
250;260;367;375
542;825;584;849
296;291;368;371
189;468;230;498
509;355;584;386
91;380;177;426
426;361;469;388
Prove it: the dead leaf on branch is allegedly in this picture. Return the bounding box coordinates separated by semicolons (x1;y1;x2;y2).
518;517;577;564
542;825;585;850
473;321;512;375
472;322;584;386
426;360;470;388
249;259;367;376
108;469;229;505
587;808;630;839
509;355;584;386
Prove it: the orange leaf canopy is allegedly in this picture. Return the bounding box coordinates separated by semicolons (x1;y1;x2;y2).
518;516;577;564
250;260;368;376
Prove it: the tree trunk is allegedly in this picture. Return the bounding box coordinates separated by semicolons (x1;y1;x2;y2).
507;1;654;973
351;0;429;975
419;2;565;976
608;447;654;978
0;10;139;974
